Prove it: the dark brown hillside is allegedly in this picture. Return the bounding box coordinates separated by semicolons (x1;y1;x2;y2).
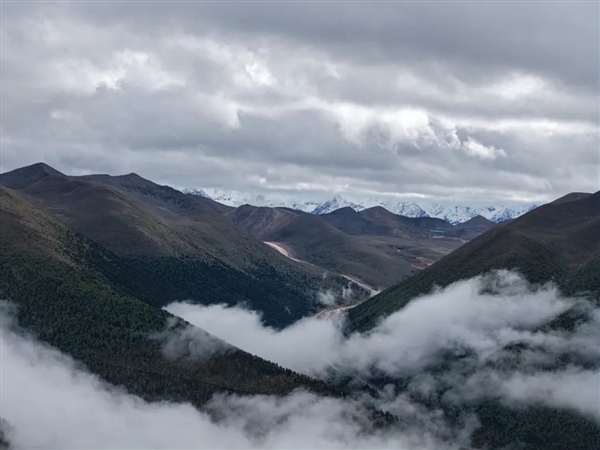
0;162;65;190
450;215;496;240
230;204;463;288
0;163;352;328
348;191;600;332
359;206;454;233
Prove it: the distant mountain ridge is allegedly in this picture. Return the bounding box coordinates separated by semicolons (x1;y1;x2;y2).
184;189;537;224
347;190;600;333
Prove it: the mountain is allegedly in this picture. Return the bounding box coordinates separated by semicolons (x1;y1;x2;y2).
0;184;338;408
311;195;365;214
322;206;494;242
183;187;212;198
347;191;600;333
309;196;537;224
450;215;497;240
0;163;350;328
180;187;538;224
198;189;320;213
229;204;469;289
390;201;429;218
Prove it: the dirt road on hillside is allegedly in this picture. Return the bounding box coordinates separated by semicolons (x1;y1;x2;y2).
264;241;379;297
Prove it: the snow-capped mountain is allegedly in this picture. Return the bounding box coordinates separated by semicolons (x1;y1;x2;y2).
182;188;212;199
312;195;366;214
181;187;537;224
311;196;537;224
391;202;429;218
420;203;538;224
191;189;319;213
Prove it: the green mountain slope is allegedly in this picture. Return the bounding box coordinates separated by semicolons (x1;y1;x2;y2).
348;191;600;333
0;163;350;328
0;185;337;407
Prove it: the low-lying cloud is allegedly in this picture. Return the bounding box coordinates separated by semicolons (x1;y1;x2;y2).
1;306;459;449
166;271;600;421
2;271;599;449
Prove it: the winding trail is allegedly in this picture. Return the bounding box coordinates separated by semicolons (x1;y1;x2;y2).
264;241;378;296
339;274;380;297
264;241;313;265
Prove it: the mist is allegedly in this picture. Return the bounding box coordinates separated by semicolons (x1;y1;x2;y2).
0;307;459;450
2;271;598;449
166;271;600;421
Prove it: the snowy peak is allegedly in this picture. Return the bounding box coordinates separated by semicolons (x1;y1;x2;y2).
180;187;537;224
310;198;537;224
391;202;428;218
312;195;365;215
182;188;212;199
421;203;538;224
185;188;319;213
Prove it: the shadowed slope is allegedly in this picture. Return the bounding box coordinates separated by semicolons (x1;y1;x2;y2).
348;191;600;333
0;185;338;406
0;163;351;328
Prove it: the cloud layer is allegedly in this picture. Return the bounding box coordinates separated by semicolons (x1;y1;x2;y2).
2;2;598;204
2;272;599;448
1;307;457;450
167;271;600;420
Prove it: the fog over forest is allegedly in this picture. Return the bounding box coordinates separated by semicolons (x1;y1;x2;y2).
3;272;598;449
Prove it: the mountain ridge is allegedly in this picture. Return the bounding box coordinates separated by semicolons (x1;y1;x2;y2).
347;190;600;333
183;188;539;224
0;163;354;328
0;183;339;407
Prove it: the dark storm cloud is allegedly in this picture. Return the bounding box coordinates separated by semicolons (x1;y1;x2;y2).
1;1;598;203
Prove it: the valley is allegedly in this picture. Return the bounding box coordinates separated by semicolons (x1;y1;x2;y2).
1;163;598;450
2;4;597;449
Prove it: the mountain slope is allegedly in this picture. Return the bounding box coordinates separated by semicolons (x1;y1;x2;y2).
450;215;496;240
0;185;337;407
229;205;465;289
348;191;600;332
0;163;349;328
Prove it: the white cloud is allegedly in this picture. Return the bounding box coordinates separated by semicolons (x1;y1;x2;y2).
2;2;598;208
167;271;600;420
3;272;599;449
0;310;453;450
462;137;507;160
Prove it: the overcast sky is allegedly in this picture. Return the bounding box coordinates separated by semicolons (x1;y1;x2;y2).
2;1;598;204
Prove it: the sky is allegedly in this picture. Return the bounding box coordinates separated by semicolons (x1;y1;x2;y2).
1;1;599;205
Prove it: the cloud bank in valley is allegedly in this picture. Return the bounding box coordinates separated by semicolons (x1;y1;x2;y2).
0;305;457;450
2;272;599;449
166;271;600;421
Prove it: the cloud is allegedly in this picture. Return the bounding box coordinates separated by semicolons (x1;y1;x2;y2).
1;2;598;204
150;316;230;362
164;302;343;374
2;271;599;449
0;305;458;450
167;271;600;421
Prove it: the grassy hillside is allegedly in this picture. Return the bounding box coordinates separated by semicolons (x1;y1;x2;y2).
0;185;338;407
348;191;600;333
323;206;494;240
229;205;464;288
0;163;351;328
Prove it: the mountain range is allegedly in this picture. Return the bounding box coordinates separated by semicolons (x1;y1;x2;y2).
348;190;600;333
0;163;358;329
2;163;598;450
185;189;538;224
